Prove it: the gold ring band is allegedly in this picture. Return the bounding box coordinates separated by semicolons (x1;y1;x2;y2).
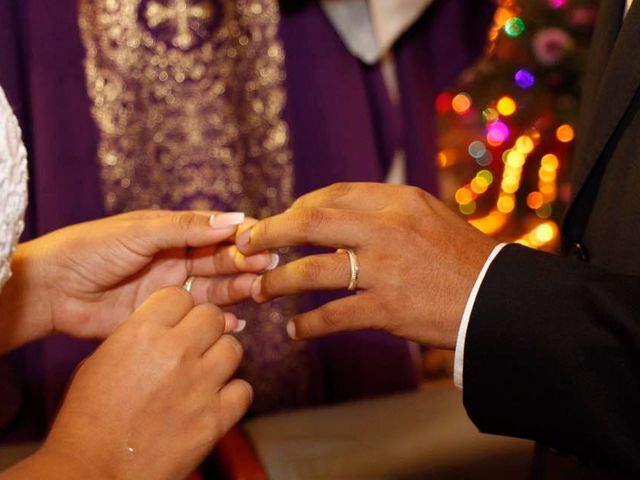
337;248;360;291
183;276;196;294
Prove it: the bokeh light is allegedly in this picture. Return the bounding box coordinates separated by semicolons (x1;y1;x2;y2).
497;194;516;213
504;17;526;37
497;96;517;116
515;135;535;154
548;0;567;8
486;121;510;146
514;69;536;89
452;93;472;114
482;108;499;123
556;124;575;143
468;141;487;159
527;191;545;209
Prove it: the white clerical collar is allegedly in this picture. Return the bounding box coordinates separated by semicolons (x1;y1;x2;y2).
320;0;434;65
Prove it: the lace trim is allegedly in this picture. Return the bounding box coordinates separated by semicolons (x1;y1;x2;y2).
0;86;28;294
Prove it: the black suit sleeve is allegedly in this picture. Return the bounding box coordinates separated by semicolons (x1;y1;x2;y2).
462;244;640;475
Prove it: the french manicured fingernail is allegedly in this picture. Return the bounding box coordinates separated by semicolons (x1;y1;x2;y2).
251;276;263;300
210;212;245;229
266;253;280;271
233;320;247;333
236;228;251;247
286;321;297;340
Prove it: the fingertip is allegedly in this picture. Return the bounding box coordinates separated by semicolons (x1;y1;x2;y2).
233;319;247;334
209;212;245;229
243;251;273;271
250;276;265;303
236;228;252;249
240;379;254;403
266;252;280;271
286;320;298;340
231;379;254;405
223;312;239;333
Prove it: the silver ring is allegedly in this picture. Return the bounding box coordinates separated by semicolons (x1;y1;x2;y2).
183;276;196;294
337;249;360;291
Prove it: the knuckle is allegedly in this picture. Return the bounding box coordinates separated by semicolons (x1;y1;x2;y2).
258;272;275;299
133;320;159;344
290;196;307;210
251;220;269;245
220;335;244;358
159;342;186;372
401;186;429;208
159;285;194;306
297;207;326;233
172;212;199;232
297;258;323;282
329;182;352;197
192;303;223;320
318;303;341;329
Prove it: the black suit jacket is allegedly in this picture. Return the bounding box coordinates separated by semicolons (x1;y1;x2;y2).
463;1;640;477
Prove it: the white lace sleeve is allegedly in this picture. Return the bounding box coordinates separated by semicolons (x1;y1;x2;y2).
0;86;28;294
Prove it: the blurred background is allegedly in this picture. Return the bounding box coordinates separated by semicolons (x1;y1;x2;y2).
422;0;596;381
438;0;596;251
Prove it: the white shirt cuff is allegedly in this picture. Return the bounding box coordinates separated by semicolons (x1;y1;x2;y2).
454;243;508;388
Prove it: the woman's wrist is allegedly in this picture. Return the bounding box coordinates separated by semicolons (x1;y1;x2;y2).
0;444;112;480
0;241;55;354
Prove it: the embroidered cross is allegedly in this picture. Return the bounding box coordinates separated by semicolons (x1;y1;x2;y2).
145;0;214;50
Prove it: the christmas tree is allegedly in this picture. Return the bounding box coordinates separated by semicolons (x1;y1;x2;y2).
437;0;598;250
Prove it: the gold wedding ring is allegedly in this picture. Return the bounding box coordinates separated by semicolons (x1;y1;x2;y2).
337;248;360;291
183;276;196;294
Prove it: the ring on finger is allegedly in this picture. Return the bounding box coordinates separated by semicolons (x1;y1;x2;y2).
183;275;196;294
336;248;360;291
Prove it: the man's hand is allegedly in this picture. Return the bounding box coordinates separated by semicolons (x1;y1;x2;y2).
236;183;497;350
0;210;276;352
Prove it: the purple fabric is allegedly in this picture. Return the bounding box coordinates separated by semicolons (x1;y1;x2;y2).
0;0;494;439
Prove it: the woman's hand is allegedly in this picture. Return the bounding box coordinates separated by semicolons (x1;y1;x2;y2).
236;183;498;350
0;210;275;351
3;287;252;480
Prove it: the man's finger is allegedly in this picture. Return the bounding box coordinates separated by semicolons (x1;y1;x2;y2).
188;274;257;306
236;208;371;256
290;182;398;211
188;245;278;277
287;294;381;340
251;252;369;303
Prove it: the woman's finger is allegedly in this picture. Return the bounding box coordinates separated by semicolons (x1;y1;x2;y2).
188;245;278;277
127;211;246;256
217;379;253;433
172;304;226;356
251;252;368;303
129;286;194;328
236;208;371;256
203;335;244;387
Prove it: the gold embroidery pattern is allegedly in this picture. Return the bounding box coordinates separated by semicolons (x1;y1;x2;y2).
79;0;312;412
79;0;293;218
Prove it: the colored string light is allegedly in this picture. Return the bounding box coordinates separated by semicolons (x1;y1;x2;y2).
504;17;525;37
514;69;535;89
